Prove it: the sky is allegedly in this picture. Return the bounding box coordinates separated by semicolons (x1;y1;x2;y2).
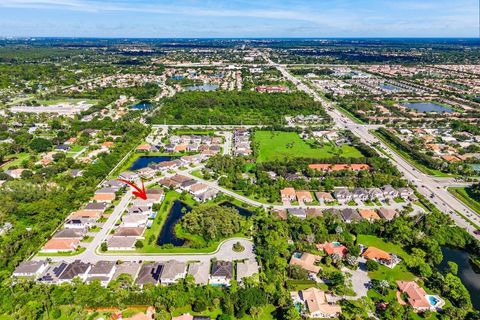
0;0;478;38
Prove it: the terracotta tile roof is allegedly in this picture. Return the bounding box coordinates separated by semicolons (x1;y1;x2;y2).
396;281;430;309
362;246;391;262
358;209;380;220
69;210;102;219
43;238;80;251
93;193;116;201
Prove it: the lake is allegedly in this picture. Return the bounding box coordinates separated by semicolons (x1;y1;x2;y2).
129;156;176;170
379;83;402;91
438;247;480;309
402;102;454;113
131;102;153;110
157;200;190;247
185;84;219;91
156;201;253;247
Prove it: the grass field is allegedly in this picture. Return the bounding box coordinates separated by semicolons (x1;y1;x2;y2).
357;234;409;258
449;187;480;216
1;153;30;169
253;131;363;163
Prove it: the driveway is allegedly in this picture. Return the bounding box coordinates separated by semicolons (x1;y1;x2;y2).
342;257;370;299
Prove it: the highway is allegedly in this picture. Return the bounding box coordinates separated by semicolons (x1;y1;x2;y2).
264;53;480;238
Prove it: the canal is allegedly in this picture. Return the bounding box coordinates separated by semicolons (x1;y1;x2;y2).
438;246;480;309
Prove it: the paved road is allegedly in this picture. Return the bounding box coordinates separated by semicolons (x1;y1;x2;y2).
263;53;480;238
34;238;255;264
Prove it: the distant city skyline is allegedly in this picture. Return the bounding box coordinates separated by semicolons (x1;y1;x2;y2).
0;0;478;38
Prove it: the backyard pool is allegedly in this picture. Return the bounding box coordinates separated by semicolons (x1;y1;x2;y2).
131;102;152;110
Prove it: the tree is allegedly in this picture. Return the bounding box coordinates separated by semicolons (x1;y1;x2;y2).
135;240;144;249
447;261;459;275
29;137;52;153
366;259;379;271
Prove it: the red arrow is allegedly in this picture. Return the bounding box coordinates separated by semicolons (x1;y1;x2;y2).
117;179;148;200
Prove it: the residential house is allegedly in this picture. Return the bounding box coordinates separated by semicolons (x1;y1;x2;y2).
119;171;139;182
292;287;342;319
93;188;117;203
333;187;352;203
58;260;91;283
236;259;260;283
69;209;102;220
382;185;398;199
362;246;400;268
146;188;165;203
53;228;86;239
107;236;137;251
196;189;219;202
114;227;145;238
296;190;313;204
352;188;369;202
55;144;71;152
137;167;156;179
358;209;381;221
280;187;296;203
86;261;116;286
377;208;397;220
84;202;108;213
13;260;48;278
289;252;321;274
315;192;335;203
287;208;307;219
5;168;25;179
160;260;187;285
64;218;95;230
209;261;233;286
369;188;385;201
41;238;80;253
398;187;414;199
37;262;69;284
316;242;348;258
112;262;141;281
340;208;361;223
135;263;163;288
189;183;209;196
127;205;152;216
122;214;149;228
397;281;444;311
187;262;210;285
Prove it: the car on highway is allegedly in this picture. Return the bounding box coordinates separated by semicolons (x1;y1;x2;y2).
474;230;480;236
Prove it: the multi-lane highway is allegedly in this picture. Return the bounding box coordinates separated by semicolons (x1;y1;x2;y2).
264;54;480;238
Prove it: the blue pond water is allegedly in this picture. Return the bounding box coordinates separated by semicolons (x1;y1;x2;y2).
129;156;176;170
402;102;454;113
156;201;253;247
438;247;480;309
157;200;191;247
185;84;219;91
379;83;401;91
131;102;152;110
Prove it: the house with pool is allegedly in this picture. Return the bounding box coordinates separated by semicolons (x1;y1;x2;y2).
396;280;445;312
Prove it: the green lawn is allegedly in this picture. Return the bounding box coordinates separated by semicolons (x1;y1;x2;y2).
357;235;409;258
369;263;416;282
1;153;30;169
253;131;363;163
449;187;480;216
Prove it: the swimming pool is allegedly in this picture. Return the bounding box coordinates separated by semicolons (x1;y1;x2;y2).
426;295;443;308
